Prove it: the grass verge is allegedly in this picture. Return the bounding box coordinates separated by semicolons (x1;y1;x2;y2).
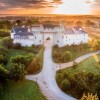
0;80;46;100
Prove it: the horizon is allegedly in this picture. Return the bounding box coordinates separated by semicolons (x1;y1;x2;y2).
0;0;100;15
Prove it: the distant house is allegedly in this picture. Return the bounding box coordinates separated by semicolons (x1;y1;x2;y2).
11;24;88;47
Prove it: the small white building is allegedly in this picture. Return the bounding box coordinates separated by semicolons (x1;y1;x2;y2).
11;24;88;47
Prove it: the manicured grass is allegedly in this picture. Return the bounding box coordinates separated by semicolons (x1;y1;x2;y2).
0;80;46;100
52;44;95;63
57;54;100;76
7;49;34;57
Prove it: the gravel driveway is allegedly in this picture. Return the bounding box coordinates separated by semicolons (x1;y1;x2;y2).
26;40;100;100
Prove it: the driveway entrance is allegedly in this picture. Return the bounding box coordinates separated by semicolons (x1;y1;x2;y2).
44;34;53;46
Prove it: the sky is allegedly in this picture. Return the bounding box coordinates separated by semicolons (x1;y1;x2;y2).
0;0;100;15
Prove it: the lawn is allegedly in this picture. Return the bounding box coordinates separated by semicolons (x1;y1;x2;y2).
57;54;100;76
0;80;46;100
52;44;95;63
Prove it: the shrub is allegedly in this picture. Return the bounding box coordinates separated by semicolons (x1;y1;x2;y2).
53;44;59;48
0;46;8;65
0;55;7;65
13;43;22;49
26;57;41;74
9;63;26;81
0;30;10;37
94;40;100;50
26;47;44;74
1;37;13;49
11;55;33;69
62;51;72;62
53;51;61;58
61;79;70;92
56;72;100;99
0;65;9;82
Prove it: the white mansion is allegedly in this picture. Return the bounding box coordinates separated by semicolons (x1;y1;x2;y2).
11;24;88;47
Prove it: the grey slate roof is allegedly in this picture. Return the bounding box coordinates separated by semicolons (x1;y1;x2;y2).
65;28;87;35
14;32;33;36
13;27;33;36
13;27;28;33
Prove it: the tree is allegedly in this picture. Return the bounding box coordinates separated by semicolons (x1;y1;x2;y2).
0;65;9;82
9;63;26;81
26;57;41;74
6;20;12;29
0;30;10;37
0;55;7;65
56;71;100;99
0;46;8;55
62;51;72;62
15;20;23;26
93;40;100;50
13;43;22;49
1;37;13;49
76;21;83;27
0;46;8;65
11;55;33;68
0;21;7;29
26;20;32;26
85;20;95;27
11;55;26;65
61;79;70;92
81;93;99;100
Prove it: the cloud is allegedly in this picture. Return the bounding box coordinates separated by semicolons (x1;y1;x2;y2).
0;0;54;10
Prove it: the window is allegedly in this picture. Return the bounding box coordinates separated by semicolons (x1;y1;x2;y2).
35;36;36;39
62;36;64;39
66;36;67;38
57;40;59;43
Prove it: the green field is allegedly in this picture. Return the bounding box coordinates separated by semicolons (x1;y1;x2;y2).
57;54;100;76
0;80;46;100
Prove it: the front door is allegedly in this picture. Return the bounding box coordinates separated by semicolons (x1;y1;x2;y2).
44;34;53;47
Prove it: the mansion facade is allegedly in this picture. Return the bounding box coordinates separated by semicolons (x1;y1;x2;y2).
11;24;88;47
